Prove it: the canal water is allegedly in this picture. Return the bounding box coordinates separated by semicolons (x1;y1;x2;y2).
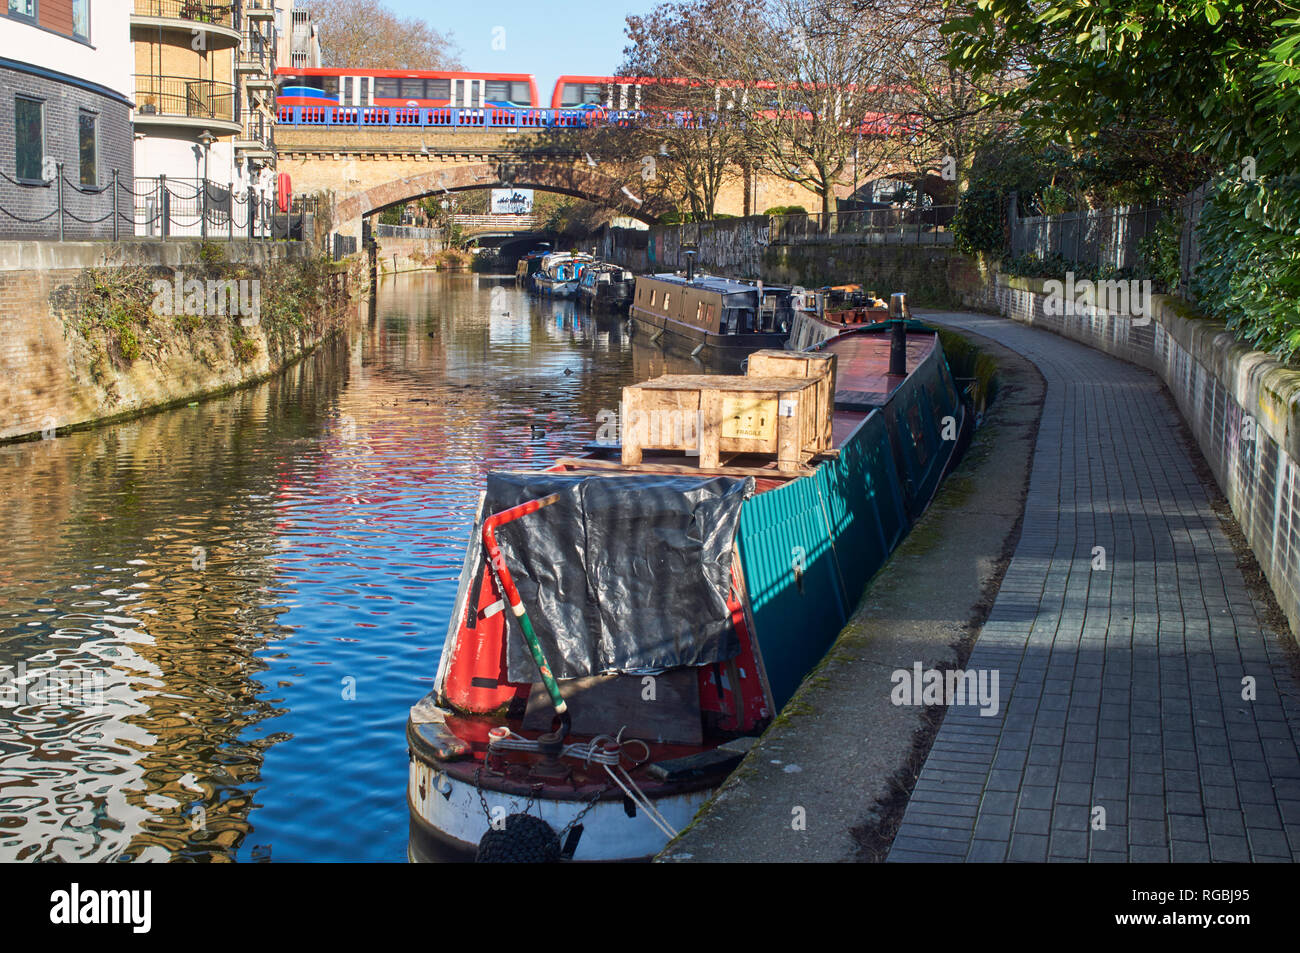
0;272;732;862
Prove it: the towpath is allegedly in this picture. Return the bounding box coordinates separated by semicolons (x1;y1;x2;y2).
887;311;1300;862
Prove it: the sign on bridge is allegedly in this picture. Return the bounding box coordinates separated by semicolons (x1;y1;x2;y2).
491;188;534;215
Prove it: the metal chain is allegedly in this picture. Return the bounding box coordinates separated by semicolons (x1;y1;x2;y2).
558;788;604;840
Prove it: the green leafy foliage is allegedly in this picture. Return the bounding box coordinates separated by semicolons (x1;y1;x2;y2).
952;188;1006;254
1192;174;1300;361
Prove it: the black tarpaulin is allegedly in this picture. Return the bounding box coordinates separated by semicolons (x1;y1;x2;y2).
483;471;753;682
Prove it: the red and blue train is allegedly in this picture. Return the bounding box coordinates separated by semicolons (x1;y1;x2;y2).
273;69;911;134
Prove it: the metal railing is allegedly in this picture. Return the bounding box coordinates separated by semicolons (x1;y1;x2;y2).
133;0;240;29
769;205;957;244
374;223;443;239
237;32;273;73
451;214;541;227
135;74;237;123
1009;202;1168;274
0;165;316;241
236;114;275;150
276;105;644;129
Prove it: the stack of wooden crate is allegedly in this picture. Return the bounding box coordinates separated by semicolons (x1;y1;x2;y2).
620;349;837;472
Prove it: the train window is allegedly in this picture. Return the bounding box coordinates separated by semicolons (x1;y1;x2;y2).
399;79;424;99
582;84;603;104
511;82;530;104
560;84;581;107
342;77;353;103
485;81;510;101
374;78;398;98
321;77;338;98
428;79;450;99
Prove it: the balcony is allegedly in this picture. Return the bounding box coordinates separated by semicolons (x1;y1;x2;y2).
233;115;275;159
131;0;242;49
244;0;274;18
134;74;242;134
236;33;273;75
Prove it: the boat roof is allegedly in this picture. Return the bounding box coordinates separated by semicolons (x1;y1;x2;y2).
641;273;758;295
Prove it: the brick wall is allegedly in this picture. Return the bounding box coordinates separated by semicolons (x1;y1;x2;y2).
0;65;133;240
0;239;344;442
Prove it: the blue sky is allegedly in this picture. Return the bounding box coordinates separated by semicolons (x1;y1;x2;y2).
386;1;636;100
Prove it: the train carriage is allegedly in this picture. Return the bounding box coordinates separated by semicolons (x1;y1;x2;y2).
276;68;539;110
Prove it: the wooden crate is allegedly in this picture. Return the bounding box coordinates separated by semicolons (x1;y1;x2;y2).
622;373;825;470
746;350;837;451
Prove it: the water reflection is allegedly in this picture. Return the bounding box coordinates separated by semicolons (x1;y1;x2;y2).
0;271;728;862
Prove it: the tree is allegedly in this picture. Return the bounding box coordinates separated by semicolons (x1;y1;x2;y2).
303;0;461;70
942;0;1297;177
726;0;909;228
854;0;1014;196
614;0;767;220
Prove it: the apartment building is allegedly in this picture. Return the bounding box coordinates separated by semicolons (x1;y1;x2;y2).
130;0;281;234
0;0;134;238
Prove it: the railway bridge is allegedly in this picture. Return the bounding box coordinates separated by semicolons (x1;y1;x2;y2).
274;106;837;244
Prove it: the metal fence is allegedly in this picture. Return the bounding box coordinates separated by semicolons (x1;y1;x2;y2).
374;223;444;240
0;165;313;241
769;205;957;244
1007;185;1211;297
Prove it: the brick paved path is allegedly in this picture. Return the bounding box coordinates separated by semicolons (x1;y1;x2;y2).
887;312;1300;862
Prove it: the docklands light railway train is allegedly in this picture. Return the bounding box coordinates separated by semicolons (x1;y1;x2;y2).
274;68;540;109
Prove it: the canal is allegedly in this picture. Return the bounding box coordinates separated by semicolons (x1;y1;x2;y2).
0;272;732;862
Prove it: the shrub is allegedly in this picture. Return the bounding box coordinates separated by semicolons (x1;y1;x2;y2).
952;189;1006;255
1192;174;1300;362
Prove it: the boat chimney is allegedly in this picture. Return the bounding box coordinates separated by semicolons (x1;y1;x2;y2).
889;292;909;376
684;249;697;282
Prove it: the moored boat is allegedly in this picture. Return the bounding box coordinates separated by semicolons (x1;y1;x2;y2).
533;253;592;298
787;284;892;350
630;270;795;354
577;262;635;311
407;318;970;862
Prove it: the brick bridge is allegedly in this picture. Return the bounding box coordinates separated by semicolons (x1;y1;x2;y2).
274;122;848;244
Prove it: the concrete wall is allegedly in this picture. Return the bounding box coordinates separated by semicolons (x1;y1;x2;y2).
0;238;349;442
989;273;1300;638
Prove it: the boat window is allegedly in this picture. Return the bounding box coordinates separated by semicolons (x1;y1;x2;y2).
696;301;703;322
662;293;671;311
705;304;715;323
650;289;657;306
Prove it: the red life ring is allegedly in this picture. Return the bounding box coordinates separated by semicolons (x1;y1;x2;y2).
276;172;292;213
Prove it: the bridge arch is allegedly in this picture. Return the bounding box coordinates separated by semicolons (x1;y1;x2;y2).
334;161;663;239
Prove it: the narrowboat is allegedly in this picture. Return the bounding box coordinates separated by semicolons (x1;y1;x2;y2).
630;269;795;354
577;263;635;311
406;314;972;862
515;248;552;287
533;253;591;298
787;284;892;350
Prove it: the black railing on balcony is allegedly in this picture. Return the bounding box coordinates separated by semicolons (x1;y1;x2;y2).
238;33;272;71
135;74;237;123
133;0;241;29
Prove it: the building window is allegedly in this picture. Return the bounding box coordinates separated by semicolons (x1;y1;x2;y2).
7;0;36;21
72;0;88;39
15;96;43;184
78;110;97;187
